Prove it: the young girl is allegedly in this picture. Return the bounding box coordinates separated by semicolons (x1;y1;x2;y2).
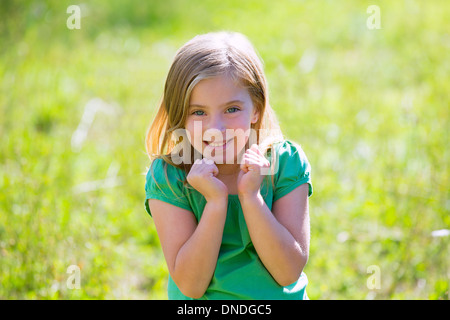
144;31;313;300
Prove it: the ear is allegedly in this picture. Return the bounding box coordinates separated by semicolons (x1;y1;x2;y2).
251;107;260;125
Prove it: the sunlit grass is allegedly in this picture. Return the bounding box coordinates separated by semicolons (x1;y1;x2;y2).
0;0;448;299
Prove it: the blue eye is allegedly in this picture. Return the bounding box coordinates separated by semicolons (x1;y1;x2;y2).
192;110;205;116
226;107;240;113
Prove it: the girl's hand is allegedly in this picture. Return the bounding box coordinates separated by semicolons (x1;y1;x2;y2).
237;144;270;198
187;158;228;202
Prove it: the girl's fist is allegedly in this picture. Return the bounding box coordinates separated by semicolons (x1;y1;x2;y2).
187;158;228;202
237;144;270;197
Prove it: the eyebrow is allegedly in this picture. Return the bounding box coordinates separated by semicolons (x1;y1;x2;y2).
189;100;245;109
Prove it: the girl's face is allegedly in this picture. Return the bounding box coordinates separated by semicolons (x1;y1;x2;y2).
185;74;259;165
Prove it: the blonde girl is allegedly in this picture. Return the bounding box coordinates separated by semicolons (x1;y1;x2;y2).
145;31;313;299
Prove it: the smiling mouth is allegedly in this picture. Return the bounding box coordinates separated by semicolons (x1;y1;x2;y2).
203;139;232;148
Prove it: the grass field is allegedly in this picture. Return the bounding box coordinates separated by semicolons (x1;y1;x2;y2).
0;0;448;299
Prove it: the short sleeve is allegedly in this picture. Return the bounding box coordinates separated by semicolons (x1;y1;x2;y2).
144;158;192;216
272;141;313;202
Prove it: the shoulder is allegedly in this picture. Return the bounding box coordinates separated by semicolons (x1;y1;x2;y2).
270;140;313;199
146;157;187;184
145;157;189;198
271;140;310;166
145;157;192;215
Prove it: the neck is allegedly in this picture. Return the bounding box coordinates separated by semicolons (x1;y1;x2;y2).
216;163;241;176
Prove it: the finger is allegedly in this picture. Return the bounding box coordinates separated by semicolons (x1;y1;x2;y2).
251;144;265;157
192;158;201;168
193;158;209;171
243;153;260;165
244;163;257;172
240;160;249;173
254;145;263;156
245;147;262;158
245;149;268;167
244;155;270;173
244;153;267;167
211;164;219;177
201;158;219;176
250;144;259;152
242;158;260;173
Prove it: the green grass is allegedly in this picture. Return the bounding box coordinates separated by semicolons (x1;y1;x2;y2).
1;0;448;299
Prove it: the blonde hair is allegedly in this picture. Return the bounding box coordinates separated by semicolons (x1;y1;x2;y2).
146;31;283;175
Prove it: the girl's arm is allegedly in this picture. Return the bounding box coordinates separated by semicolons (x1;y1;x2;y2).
237;145;309;286
149;197;227;299
149;158;229;299
238;183;310;286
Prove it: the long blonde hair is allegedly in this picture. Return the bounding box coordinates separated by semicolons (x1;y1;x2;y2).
146;31;283;175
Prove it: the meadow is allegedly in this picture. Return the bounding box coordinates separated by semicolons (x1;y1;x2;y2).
0;0;448;299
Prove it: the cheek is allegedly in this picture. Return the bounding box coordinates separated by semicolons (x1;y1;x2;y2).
229;113;253;130
229;118;256;152
184;119;204;152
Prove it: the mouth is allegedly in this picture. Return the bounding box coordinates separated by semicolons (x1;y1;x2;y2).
203;138;232;149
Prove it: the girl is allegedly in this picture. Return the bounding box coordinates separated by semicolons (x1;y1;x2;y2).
144;31;313;300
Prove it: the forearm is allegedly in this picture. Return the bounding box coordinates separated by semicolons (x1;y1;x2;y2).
172;198;227;298
239;192;308;286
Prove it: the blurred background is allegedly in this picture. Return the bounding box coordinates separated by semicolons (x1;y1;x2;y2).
0;0;448;299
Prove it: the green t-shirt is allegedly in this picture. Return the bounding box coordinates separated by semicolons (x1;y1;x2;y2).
144;140;313;300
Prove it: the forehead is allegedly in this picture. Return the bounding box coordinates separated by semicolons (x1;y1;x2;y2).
189;75;252;107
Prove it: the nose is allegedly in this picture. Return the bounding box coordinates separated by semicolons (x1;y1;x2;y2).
204;115;227;142
207;114;226;131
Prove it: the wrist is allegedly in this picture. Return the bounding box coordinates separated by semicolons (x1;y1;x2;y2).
238;190;262;202
205;195;228;206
